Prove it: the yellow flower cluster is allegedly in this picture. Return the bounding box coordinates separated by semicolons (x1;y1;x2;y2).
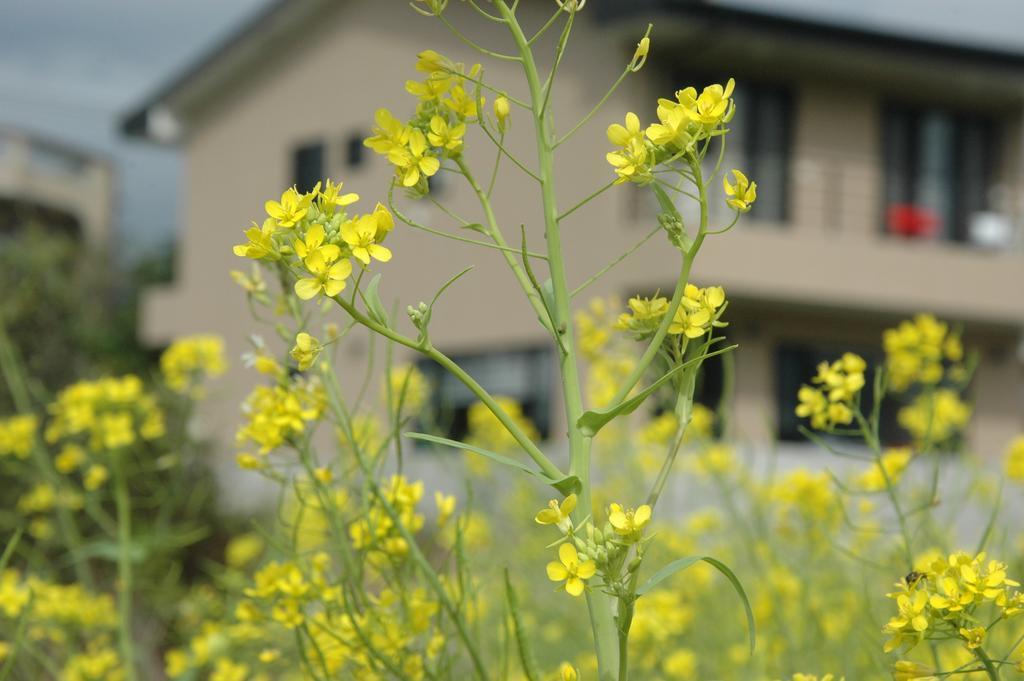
606;79;737;184
897;389;971;446
0;569;119;676
365;50;482;190
235;377;325;454
884;551;1022;653
233;180;396;302
349;474;426;562
855;447;913;492
44;375;165;453
0;413;37;459
386;363;430;415
883;314;963;393
160;334;227;395
465;396;540;454
772;470;838;524
795;353;866;430
615;284;727;340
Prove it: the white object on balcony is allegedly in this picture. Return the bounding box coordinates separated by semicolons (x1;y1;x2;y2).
968;212;1014;249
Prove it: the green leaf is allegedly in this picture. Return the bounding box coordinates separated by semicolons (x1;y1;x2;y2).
405;432;579;494
0;527;23;573
504;569;541;681
638;555;756;654
651;183;682;221
577;344;737;437
365;273;390;327
461;222;487;234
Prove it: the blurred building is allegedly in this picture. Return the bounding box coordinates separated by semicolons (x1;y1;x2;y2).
0;126;113;248
123;0;1024;456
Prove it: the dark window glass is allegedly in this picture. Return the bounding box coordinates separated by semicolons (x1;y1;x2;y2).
882;104;996;242
345;133;365;167
416;347;553;442
293;142;324;193
775;342;903;444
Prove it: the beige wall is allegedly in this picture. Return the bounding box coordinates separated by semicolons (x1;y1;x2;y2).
141;0;1024;457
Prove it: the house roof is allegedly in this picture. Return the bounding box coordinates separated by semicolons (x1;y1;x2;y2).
122;0;1024;143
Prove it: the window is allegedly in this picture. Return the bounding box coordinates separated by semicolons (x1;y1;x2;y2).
344;132;365;168
292;141;325;193
775;342;904;444
723;82;792;223
416;347;554;442
882;104;997;243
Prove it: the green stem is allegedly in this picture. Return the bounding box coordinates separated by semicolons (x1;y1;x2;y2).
328;294;564;482
974;646;1001;681
454;157;552;333
113;456;137;681
608;160;709;407
495;2;617;678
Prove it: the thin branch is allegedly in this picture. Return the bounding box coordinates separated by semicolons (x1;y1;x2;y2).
558;179;616;222
388;184;547;259
571;226;659;298
555;68;629;148
478;119;541;181
439;14;521;61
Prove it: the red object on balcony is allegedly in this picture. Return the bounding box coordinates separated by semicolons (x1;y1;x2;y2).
886;204;939;238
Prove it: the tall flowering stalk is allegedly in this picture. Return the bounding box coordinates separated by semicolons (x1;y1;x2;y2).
230;2;758;679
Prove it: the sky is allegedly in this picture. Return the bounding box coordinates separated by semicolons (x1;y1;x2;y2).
2;0;1024;265
0;0;273;264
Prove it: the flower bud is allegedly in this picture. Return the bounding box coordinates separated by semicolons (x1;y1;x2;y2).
629;31;651;72
494;96;511;132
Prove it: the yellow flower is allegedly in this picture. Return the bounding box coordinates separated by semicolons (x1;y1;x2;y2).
391;128;440;187
0;414;38;459
427;115;466;153
679;78;736;128
606;112;652;184
646;98;694;150
535;493;577;530
1007;435;1024;482
293;223;340;262
856;448;913;491
365;108;409;156
884;588;931;652
317;178;359;210
233;219;278;260
435;491;456;526
225;533;264;568
230;265;266;293
959;626;985;650
342;214;393;266
84;464;109;491
160;334;227;394
386;364;429;414
723;169;757;212
265;187;311;228
558;662;579;681
444;84;481;119
608;503;651;539
615;295;668;336
290;332;322;371
893;660;937;680
294;249;352;300
546;543;597;597
668;306;711;338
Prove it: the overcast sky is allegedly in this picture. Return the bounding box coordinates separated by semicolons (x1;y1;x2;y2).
0;0;272;263
2;0;1024;264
